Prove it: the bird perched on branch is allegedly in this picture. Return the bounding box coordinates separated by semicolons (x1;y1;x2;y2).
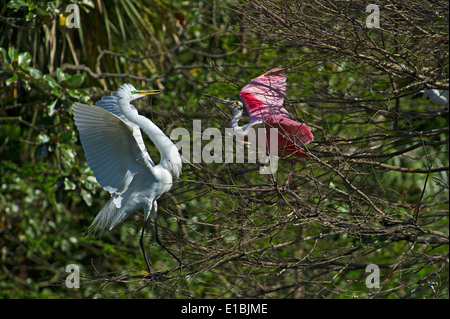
72;84;183;275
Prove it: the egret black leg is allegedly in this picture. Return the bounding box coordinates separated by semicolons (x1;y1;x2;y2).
139;217;153;275
154;216;187;270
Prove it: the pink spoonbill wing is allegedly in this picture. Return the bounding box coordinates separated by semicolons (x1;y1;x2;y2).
265;114;314;158
239;67;314;158
239;67;290;123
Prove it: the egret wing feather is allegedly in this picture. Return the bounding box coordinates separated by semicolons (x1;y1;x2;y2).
96;94;155;167
73;102;152;194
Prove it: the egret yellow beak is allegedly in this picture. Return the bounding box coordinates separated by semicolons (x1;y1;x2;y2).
132;90;160;95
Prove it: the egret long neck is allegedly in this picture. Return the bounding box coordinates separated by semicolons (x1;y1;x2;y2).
118;99;178;165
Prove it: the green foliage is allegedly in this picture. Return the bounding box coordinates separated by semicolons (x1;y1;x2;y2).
1;0;448;299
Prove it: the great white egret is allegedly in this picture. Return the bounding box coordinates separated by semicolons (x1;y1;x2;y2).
206;67;314;184
72;83;183;275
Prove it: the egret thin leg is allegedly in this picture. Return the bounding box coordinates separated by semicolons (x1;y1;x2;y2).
154;217;186;269
139;217;152;274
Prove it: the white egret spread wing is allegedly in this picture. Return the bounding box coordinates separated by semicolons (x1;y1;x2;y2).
96;93;155;167
73;102;153;194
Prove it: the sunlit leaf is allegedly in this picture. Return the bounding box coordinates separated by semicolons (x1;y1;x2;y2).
18;52;32;67
81;189;93;206
29;67;43;79
64;177;76;191
47;99;58;116
36;133;50;143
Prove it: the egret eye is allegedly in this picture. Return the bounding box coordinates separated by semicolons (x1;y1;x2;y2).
131;90;139;94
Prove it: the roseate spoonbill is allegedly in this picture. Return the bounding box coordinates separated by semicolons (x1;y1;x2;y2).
72;84;184;275
206;67;314;183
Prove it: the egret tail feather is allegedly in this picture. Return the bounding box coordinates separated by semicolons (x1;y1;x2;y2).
87;197;119;236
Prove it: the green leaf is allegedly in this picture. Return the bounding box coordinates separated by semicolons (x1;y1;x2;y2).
61;146;75;161
29;67;43;79
5;73;18;85
47;99;58;116
0;47;11;65
8;47;18;61
22;78;30;91
43;74;59;88
81;189;93;206
6;0;27;9
68;74;84;88
18;52;32;67
25;11;37;20
36;133;50;143
102;244;115;253
56;68;67;83
64;178;76;191
51;86;62;96
61;130;77;144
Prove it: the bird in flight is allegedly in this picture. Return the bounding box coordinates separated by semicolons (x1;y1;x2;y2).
206;67;314;183
72;84;184;276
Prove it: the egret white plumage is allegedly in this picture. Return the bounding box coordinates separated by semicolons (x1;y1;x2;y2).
72;84;183;274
